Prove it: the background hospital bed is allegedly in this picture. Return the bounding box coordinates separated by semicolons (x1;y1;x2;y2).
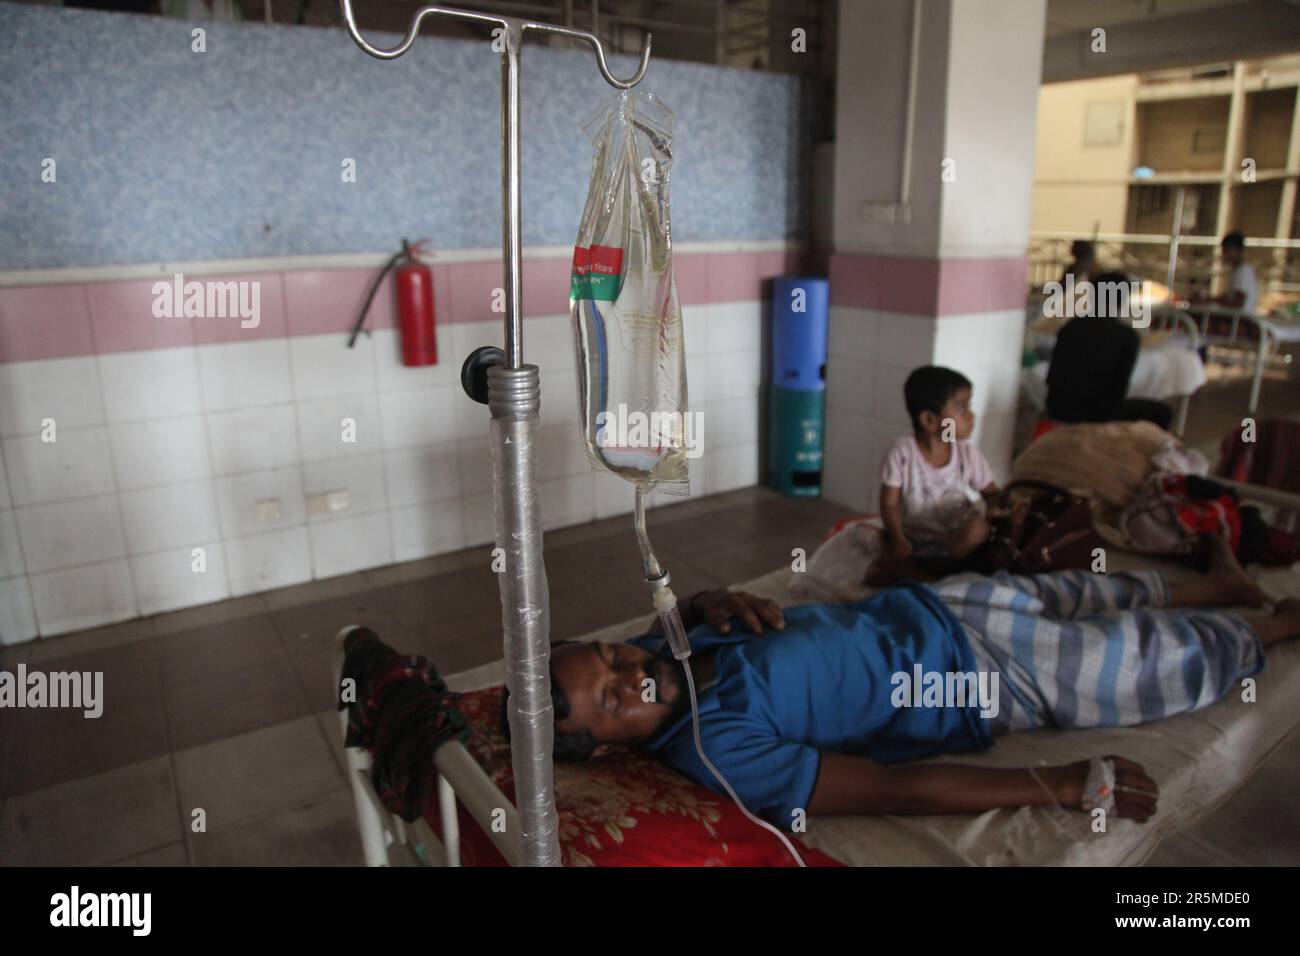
1183;304;1300;417
336;496;1300;867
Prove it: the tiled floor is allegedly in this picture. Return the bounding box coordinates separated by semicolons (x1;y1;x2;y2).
2;463;1298;866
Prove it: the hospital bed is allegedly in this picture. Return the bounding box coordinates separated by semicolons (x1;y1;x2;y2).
334;484;1300;867
1180;305;1300;417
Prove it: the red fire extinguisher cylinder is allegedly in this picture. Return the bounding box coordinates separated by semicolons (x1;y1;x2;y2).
396;260;437;367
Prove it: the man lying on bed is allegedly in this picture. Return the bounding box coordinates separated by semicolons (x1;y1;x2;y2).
506;535;1299;830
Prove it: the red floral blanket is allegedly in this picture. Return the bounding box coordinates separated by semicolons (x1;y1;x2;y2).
423;685;843;867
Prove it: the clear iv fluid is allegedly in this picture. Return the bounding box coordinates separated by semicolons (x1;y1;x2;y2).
569;91;689;492
572;296;689;488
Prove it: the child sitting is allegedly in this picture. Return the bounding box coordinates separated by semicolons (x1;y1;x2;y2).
876;366;1001;581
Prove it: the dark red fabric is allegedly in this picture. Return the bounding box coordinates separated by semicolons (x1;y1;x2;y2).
1030;417;1059;442
340;629;471;822
1218;419;1300;494
423;685;843;867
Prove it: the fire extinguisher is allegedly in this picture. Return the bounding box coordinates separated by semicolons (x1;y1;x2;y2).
347;238;437;367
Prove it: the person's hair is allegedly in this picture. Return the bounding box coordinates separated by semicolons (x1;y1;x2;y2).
1222;231;1246;251
1070;239;1095;260
903;365;972;433
500;640;600;761
1088;271;1133;320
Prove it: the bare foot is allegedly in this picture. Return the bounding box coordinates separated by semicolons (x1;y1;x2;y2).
1203;532;1269;608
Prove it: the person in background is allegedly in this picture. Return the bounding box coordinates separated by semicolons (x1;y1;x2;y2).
875;366;1001;581
1045;272;1174;431
1061;239;1096;285
1192;232;1258;315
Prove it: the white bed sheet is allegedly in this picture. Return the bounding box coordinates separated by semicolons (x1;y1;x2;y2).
1029;344;1206;403
445;557;1300;867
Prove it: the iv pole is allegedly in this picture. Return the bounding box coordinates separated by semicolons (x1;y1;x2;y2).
336;3;652;867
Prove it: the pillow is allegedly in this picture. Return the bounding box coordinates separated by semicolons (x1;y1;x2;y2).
423;686;842;867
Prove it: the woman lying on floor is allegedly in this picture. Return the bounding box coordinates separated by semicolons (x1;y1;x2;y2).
505;535;1298;829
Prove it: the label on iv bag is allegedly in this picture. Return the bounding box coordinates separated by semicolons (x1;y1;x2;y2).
571;244;625;301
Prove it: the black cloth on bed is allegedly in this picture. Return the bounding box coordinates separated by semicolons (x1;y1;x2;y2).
339;628;472;822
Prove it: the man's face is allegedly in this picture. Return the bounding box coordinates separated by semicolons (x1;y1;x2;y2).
1221;244;1242;266
552;641;690;747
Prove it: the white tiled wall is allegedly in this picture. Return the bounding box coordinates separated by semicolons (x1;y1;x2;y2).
821;305;1026;514
0;303;764;642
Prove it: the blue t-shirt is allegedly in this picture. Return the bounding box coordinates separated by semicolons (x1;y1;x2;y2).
629;583;992;828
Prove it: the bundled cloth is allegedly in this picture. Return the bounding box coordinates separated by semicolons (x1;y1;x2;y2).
339;628;471;822
1112;474;1298;565
1119;474;1242;555
1011;420;1207;549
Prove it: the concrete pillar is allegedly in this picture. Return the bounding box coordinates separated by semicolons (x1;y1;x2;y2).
822;0;1046;511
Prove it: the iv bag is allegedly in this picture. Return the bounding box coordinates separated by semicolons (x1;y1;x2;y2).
569;91;689;493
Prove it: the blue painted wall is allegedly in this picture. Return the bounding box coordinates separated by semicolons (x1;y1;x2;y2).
0;3;822;270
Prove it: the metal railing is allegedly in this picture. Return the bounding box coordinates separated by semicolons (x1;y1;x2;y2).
1029;231;1300;300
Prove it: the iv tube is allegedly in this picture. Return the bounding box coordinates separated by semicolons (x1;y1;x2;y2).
633;485;806;868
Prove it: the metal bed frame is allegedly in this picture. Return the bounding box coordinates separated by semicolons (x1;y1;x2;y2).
1143;304;1202;436
334;626;520;868
1181;304;1294;417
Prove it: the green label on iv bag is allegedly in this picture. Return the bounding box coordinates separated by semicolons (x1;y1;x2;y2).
571;244;624;301
571;273;622;301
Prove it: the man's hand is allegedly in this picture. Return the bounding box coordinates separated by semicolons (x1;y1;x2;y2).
1066;755;1159;823
892;536;913;559
692;589;785;635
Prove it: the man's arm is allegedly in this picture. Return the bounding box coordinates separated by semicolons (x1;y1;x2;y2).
807;752;1158;822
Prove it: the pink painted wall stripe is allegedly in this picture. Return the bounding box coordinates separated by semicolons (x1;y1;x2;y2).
0;248;802;364
0;284;95;362
830;252;1028;316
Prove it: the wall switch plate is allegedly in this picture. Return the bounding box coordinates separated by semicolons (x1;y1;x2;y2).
861;201;911;224
306;489;351;517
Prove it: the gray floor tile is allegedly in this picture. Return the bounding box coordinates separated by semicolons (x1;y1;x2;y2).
314;710;348;779
0;757;180;867
151;595;269;637
261;572;376;611
165;655;312;751
173;717;345;835
4;674;169;797
0;617;155;667
158;613;286;686
187;790;364;867
102;841;191;867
